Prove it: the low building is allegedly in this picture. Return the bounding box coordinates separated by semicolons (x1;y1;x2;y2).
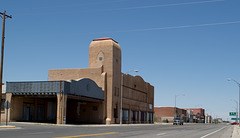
154;107;184;123
205;114;212;123
186;110;193;123
186;108;205;123
4;37;154;125
181;109;187;122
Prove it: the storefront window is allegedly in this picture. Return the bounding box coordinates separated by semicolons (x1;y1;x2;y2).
148;112;153;122
1;99;5;111
122;110;129;121
131;111;138;122
140;111;146;122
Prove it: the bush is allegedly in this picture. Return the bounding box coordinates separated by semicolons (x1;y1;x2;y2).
153;115;158;122
163;119;169;123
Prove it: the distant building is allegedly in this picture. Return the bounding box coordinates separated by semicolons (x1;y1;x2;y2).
154;107;185;122
186;108;205;123
205;114;212;124
4;37;154;124
186;110;193;123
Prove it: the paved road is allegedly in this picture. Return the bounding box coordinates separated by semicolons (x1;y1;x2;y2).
0;123;233;138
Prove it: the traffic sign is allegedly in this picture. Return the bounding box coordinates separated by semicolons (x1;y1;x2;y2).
229;112;237;116
231;118;239;120
4;100;11;109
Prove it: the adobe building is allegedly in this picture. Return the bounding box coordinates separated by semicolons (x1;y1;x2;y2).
4;37;154;125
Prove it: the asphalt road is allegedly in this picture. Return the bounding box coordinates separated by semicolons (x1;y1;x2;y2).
0;123;233;138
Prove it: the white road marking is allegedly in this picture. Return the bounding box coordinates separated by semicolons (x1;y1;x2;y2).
26;132;54;135
157;133;166;136
200;126;228;138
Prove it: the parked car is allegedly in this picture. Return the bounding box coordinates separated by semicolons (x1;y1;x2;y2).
231;122;239;125
173;118;184;125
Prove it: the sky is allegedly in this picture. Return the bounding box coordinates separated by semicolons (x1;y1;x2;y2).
1;0;240;121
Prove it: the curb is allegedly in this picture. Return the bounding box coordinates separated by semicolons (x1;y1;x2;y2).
232;125;240;138
0;125;16;128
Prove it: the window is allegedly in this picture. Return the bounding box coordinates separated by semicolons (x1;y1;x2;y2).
92;106;98;111
99;57;103;61
1;99;5;111
131;111;138;122
122;110;129;121
114;108;118;118
148;112;153;122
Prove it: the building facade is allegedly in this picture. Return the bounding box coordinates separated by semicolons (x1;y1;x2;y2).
1;84;6;122
186;110;193;123
186;108;205;123
154;107;184;123
4;37;154;125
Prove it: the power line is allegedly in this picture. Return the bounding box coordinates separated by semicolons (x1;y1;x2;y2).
19;0;224;15
95;0;224;12
92;20;240;34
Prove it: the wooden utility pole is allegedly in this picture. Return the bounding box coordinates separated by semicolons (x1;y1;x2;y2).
0;11;12;125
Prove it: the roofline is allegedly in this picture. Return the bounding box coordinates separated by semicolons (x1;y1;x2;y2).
93;37;118;44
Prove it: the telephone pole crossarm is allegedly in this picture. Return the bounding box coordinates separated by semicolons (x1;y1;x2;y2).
0;12;12;19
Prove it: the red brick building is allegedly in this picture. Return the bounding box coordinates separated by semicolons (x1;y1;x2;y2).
154;107;184;122
185;108;205;123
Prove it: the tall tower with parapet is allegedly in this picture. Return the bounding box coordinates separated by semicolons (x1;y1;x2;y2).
89;37;121;124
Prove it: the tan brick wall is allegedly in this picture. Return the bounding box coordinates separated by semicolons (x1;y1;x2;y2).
122;74;154;113
47;38;154;124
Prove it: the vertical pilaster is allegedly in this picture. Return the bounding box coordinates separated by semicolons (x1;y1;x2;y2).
138;111;141;123
128;107;131;124
57;94;67;124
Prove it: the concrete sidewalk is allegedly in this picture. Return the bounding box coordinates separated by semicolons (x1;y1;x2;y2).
232;125;240;138
12;122;159;127
0;125;16;128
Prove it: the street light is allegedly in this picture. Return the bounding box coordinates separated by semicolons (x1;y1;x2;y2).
230;99;238;124
120;70;138;125
227;78;240;127
174;94;185;119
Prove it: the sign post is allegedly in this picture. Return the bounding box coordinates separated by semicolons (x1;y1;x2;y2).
4;100;10;126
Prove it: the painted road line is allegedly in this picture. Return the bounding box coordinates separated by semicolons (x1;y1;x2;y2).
26;132;54;135
158;125;199;129
200;126;228;138
157;133;166;136
55;132;118;138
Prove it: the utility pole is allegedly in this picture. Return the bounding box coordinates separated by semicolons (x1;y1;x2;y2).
0;11;12;125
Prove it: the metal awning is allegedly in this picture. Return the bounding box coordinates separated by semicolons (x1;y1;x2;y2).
6;79;104;100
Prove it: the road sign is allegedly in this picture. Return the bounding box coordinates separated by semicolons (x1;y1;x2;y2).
4;100;11;109
231;118;239;120
229;112;237;116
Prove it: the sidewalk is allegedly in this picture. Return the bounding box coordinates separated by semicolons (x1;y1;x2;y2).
0;125;16;128
232;125;240;138
12;122;159;127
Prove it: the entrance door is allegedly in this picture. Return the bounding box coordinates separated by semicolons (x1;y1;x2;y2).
37;105;44;121
23;103;34;121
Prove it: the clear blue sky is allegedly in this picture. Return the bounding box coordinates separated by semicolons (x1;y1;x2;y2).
1;0;240;121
